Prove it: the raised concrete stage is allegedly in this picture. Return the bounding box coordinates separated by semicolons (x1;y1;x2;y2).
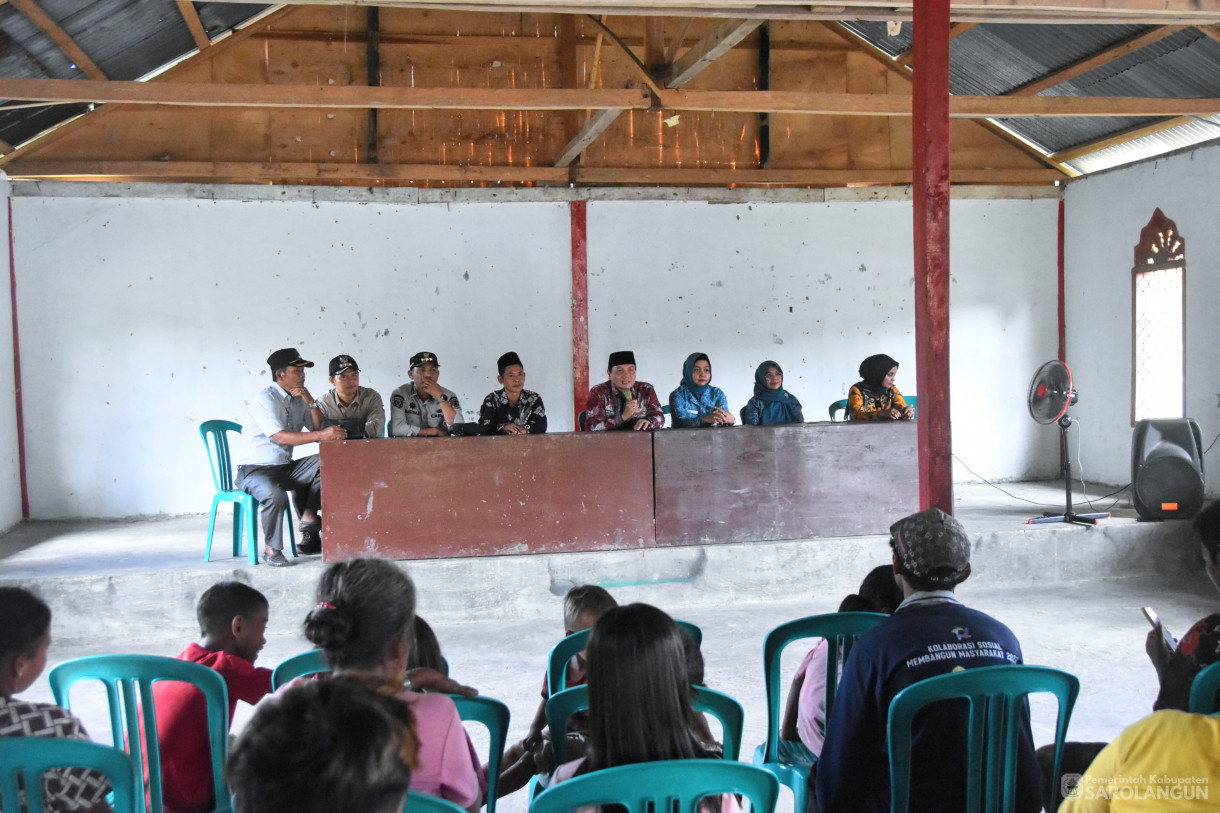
0;481;1215;813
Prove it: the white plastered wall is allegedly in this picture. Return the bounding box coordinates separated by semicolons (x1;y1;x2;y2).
0;177;23;532
12;190;1058;519
1065;145;1220;496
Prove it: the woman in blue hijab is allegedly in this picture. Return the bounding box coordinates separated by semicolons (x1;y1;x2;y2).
669;352;735;427
743;360;804;425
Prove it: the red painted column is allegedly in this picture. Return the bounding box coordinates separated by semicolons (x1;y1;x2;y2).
570;201;590;428
1057;199;1066;363
8;199;28;518
912;0;953;514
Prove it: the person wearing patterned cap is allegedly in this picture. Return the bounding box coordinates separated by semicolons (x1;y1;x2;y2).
235;348;346;566
317;354;386;440
389;352;467;438
816;508;1040;813
479;352;547;435
583;350;665;431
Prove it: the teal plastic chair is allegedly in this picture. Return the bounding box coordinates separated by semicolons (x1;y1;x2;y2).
752;612;887;813
828;399;848;421
270;649;329;691
547;621;703;695
405;790;468;813
199;419;296;564
577;411;588;431
545;684;743;763
449;695;510;813
531;759;780;813
1;737;139;813
888;664;1079;813
1189;660;1220;713
48;654;233;813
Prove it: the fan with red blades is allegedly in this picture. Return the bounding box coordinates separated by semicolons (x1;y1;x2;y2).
1027;361;1110;526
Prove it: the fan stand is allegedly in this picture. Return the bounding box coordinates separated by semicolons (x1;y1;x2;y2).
1028;415;1111;526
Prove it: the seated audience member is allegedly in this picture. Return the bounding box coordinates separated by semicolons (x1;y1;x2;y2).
226;676;418;813
301;558;484;812
0;587;112;813
408;616;448;676
236;348;344;565
669;353;735;428
743;361;804;425
815;508;1040;813
584;351;665;431
155;581;273;813
317;354;385;439
497;585;618;797
479;352;548;435
779;565;903;766
390;352;467;437
1058;708;1220;813
550;603;735;810
847;354;914;421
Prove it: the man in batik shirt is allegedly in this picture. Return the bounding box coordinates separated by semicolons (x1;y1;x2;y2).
584;350;664;431
479;351;547;435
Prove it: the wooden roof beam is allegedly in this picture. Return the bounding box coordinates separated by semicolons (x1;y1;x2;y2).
9;0;106;80
666;18;763;86
1047;115;1196;162
893;22;976;68
1010;25;1185;96
554;106;626;167
176;1;212;52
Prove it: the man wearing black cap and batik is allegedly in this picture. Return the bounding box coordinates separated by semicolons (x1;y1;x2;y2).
317;354;386;439
389;352;466;437
235;348;347;566
584;351;665;431
816;508;1040;813
479;352;548;435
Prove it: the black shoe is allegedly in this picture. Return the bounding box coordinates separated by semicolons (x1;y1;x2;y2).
298;524;322;556
264;549;292;567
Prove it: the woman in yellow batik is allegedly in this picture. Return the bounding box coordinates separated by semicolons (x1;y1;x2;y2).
847;354;915;421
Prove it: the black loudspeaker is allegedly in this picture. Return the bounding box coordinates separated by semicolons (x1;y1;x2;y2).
1131;418;1205;520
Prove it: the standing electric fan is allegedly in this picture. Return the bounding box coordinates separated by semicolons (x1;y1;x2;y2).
1027;360;1110;526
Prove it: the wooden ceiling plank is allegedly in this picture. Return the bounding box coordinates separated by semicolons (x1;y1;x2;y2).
583;15;665;96
1010;25;1185;96
666;18;762;87
9;0;106;80
1047;114;1194;161
177;1;213;51
664;17;696;64
554;106;624;165
894;22;975;67
1199;24;1220;43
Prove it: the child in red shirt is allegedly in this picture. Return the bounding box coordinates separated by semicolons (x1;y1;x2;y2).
154;581;272;813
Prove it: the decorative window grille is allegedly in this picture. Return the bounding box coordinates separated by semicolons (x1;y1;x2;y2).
1131;208;1185;424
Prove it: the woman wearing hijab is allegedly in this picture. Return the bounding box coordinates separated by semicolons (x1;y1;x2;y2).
669;352;735;428
847;353;915;420
743;360;804;425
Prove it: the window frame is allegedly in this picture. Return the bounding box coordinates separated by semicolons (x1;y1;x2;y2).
1130;207;1186;426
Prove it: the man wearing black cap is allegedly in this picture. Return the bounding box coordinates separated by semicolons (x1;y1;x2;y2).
815;508;1039;813
235;348;347;566
317;355;386;440
478;352;548;435
584;351;664;431
389;352;466;437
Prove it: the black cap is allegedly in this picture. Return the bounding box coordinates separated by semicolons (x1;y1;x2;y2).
410;352;440;369
267;348;313;372
608;350;636;369
329;355;360;376
497;352;523;375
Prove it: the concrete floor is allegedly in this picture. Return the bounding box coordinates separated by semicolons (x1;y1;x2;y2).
2;480;1215;813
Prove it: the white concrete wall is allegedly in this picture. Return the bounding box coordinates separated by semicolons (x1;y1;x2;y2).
0;178;23;531
1065;145;1220;495
587;199;1061;486
12;191;1058;519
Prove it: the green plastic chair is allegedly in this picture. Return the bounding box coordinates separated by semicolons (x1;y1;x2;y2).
546;621;703;696
545;684;743;763
531;759;780;813
1189;660;1220;713
48;654;233;813
828;399;849;421
887;664;1079;813
752;612;887;813
577;410;588;432
405;790;469;813
0;737;139;813
270;649;329;691
449;695;510;813
199;419;296;564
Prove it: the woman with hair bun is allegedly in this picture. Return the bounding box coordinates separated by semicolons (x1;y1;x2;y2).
299;557;484;813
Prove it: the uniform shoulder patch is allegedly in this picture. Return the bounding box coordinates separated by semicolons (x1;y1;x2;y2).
392;394;404;409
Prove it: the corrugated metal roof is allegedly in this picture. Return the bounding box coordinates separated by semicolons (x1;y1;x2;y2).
1065;116;1220;173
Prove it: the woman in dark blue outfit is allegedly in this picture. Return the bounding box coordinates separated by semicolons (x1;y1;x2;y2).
743;360;804;425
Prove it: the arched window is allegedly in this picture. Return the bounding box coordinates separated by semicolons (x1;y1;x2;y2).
1131;208;1185;423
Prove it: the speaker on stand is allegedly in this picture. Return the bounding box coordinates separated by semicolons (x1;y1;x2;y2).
1131;418;1205;521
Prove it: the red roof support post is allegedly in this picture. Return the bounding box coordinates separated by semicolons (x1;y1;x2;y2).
570;200;590;428
912;0;954;514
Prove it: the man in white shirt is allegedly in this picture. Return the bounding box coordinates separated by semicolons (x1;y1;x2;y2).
235;348;346;566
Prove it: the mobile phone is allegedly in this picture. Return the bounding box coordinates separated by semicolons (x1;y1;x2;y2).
1142;606;1178;650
